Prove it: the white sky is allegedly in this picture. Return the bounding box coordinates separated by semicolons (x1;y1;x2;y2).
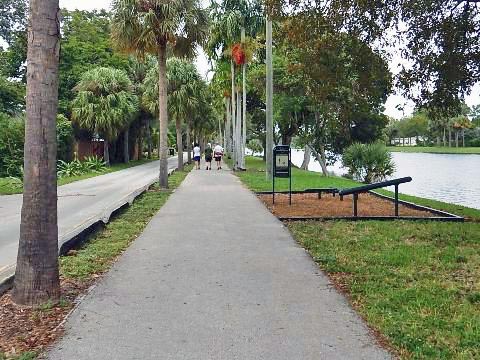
60;0;479;119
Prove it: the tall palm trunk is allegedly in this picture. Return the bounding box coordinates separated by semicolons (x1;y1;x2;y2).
158;41;169;188
236;87;242;168
146;121;152;159
13;0;61;306
462;128;465;147
186;119;192;163
176;117;184;171
265;17;274;180
104;139;110;166
242;62;247;169
231;60;236;169
225;97;231;155
123;129;129;163
241;27;247;169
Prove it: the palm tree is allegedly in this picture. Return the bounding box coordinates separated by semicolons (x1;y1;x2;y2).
72;67;138;165
13;0;61;306
207;0;263;170
111;0;208;188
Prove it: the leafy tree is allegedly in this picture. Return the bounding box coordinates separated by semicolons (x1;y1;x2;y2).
281;13;392;175
59;10;129;115
57;114;74;161
111;0;208;188
0;75;25;114
0;0;27;44
270;0;480;116
471;104;480;128
13;0;61;306
72;67;138;165
0;112;24;177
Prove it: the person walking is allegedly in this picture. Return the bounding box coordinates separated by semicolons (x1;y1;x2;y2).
214;143;224;170
205;143;213;170
193;143;201;170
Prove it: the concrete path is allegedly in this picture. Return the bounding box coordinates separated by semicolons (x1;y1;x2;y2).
0;156;184;286
46;166;391;360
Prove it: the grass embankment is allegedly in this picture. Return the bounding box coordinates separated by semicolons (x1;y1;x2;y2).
0;165;192;359
60;164;190;279
234;156;480;359
388;146;480;155
0;159;156;196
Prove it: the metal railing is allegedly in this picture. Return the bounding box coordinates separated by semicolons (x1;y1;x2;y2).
339;177;412;217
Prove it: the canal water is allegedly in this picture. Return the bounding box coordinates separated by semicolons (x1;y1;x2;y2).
291;149;480;210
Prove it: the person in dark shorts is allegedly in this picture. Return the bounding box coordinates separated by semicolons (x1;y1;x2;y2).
193;143;201;170
214;143;224;170
205;143;213;170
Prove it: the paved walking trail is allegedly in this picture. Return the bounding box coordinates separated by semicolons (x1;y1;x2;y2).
47;166;391;360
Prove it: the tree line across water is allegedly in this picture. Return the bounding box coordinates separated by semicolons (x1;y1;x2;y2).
1;0;479;306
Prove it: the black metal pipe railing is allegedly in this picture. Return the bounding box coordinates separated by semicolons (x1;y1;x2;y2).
339;177;412;217
304;188;339;199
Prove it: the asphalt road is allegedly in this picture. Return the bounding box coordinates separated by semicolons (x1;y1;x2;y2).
0;156;183;285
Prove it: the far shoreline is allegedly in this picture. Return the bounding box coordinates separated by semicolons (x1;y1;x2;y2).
387;146;480;155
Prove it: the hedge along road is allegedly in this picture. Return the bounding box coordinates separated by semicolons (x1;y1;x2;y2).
0;155;186;287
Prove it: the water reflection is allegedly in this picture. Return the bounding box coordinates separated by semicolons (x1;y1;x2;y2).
291;149;480;209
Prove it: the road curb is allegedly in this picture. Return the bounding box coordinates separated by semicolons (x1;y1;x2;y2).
0;160;187;296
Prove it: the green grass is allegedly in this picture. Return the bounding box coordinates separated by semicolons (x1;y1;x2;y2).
388;146;480;155
289;221;480;359
0;352;36;360
60;165;192;280
232;156;480;358
0;159;156;196
229;156;358;192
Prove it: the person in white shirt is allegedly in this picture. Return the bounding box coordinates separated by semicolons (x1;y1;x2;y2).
214;143;224;170
193;143;201;170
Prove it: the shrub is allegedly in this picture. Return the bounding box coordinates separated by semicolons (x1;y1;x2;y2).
57;114;74;161
342;142;395;183
57;157;107;179
0;113;24;178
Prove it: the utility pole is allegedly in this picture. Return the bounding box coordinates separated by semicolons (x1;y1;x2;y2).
265;17;274;180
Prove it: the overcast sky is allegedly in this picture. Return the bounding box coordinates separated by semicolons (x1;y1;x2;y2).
59;0;479;119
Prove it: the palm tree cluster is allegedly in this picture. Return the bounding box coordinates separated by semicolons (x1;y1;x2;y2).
72;67;138;165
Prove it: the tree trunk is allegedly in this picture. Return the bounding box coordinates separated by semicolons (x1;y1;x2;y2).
176;117;184;171
455;130;459;148
301;145;311;170
462;129;465;147
314;145;328;176
123;129;129;163
13;0;61;306
104;139;110;166
158;41;169;188
186;119;192;163
448;127;452;147
231;60;237;169
146;122;152;159
241;28;247;169
436;136;441;146
443;127;446;147
236;88;242;169
225;97;231;156
265;17;274;180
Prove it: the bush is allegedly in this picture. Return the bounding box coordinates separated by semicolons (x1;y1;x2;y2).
57;114;74;161
57;157;107;179
0;113;24;178
342;142;395;183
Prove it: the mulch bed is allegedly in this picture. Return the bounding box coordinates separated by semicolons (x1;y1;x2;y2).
259;192;441;218
0;277;92;358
